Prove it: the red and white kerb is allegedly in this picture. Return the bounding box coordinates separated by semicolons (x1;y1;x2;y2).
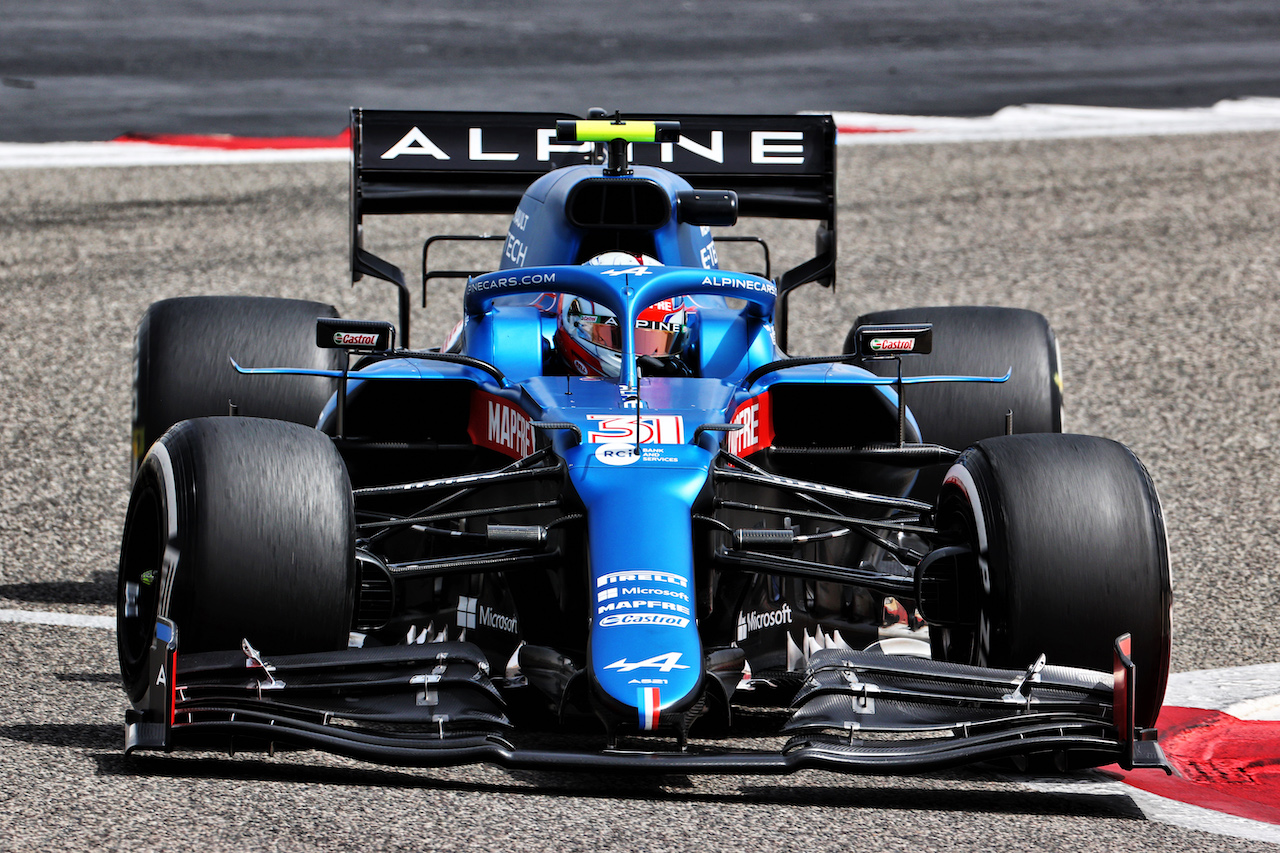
638;687;661;731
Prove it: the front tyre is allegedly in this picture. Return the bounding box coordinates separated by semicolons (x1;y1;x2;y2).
847;306;1062;499
132;296;342;475
117;417;355;702
933;433;1171;729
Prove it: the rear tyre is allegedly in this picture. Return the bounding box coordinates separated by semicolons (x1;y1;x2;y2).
934;433;1171;729
117;417;355;702
846;306;1061;498
132;295;342;475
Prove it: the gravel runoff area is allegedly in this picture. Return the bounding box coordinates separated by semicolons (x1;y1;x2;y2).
0;131;1278;850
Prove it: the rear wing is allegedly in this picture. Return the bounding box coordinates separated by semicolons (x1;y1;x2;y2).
350;109;837;346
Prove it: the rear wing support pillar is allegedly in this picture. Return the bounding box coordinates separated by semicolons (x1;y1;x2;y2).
353;247;412;349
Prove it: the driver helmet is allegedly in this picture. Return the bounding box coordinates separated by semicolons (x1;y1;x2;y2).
555;252;691;378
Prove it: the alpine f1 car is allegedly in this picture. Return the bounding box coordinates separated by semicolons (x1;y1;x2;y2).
117;109;1173;775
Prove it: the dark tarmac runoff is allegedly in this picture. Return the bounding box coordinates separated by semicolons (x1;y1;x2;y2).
3;0;1280;142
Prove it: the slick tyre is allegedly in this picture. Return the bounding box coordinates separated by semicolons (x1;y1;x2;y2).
846;306;1061;498
934;433;1172;729
117;417;355;702
132;296;342;475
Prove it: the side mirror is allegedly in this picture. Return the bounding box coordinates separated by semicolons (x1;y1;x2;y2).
854;323;933;359
316;317;396;353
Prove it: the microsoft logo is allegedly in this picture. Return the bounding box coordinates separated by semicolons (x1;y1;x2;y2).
457;596;477;630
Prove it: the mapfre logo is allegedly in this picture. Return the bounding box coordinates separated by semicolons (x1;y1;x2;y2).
467;391;536;459
727;394;774;457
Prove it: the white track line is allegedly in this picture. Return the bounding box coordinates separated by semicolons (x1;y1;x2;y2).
0;608;114;629
1165;662;1280;717
1014;664;1280;844
828;97;1280;144
0;142;347;170
1019;774;1280;846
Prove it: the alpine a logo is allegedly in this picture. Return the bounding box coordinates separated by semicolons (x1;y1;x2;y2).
334;332;379;347
604;652;689;672
869;337;915;352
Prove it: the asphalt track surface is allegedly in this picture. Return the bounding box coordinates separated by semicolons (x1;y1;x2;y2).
2;128;1280;849
5;0;1280;142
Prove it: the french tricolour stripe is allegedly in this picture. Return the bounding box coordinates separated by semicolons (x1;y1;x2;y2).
638;687;660;731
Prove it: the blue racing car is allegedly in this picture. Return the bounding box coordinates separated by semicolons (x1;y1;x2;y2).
117;110;1172;775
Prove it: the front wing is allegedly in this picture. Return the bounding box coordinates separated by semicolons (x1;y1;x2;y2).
125;621;1169;775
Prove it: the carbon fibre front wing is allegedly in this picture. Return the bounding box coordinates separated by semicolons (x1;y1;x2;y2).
124;620;1169;775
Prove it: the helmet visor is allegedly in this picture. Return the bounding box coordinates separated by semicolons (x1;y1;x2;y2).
567;303;686;355
574;313;623;351
635;318;686;356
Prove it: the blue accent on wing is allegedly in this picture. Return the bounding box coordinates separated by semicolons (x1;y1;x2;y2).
745;367;1014;391
229;356;500;385
233;354;1007;390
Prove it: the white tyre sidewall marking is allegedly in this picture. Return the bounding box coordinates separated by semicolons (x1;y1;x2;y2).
942;462;989;593
943;461;994;661
148;439;181;619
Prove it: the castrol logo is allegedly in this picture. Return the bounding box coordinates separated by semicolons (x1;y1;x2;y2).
334;332;379;346
869;337;914;352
